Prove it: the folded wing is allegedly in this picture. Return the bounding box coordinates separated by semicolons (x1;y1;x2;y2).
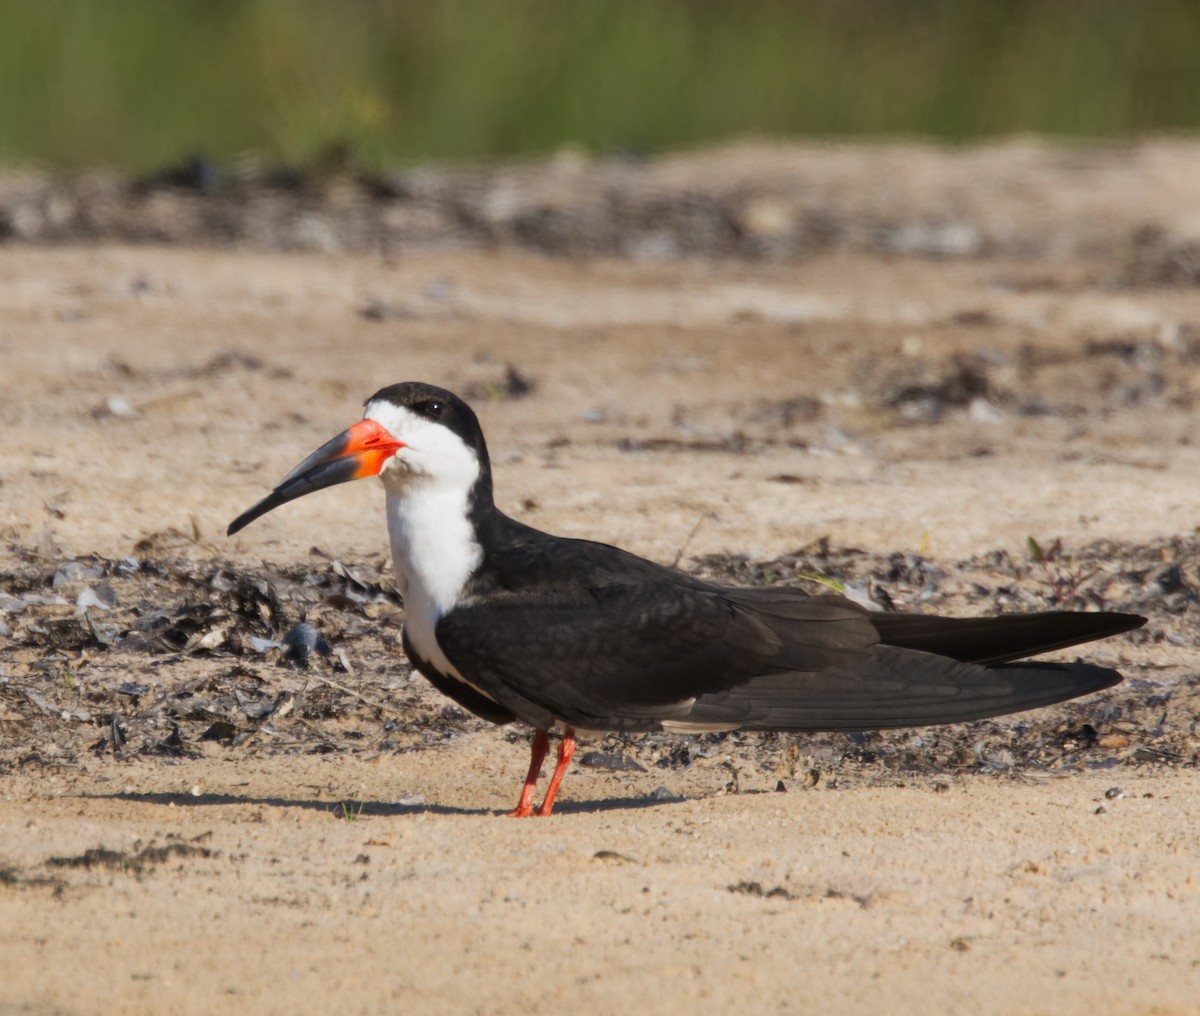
438;536;1144;732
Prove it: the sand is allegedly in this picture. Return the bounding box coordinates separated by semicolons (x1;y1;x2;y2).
1;140;1199;1015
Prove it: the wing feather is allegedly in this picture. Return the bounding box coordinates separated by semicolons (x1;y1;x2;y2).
433;528;1141;732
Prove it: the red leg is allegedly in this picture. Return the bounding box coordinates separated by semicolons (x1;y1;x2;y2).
508;728;550;818
536;728;576;817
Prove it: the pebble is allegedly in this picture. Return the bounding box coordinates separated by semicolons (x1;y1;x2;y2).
281;622;330;664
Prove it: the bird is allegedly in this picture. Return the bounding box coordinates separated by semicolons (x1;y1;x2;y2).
227;382;1146;816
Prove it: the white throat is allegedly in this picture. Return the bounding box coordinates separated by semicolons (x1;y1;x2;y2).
385;482;482;681
365;399;485;681
385;482;482;618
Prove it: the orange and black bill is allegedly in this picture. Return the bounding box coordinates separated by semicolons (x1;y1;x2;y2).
227;419;403;535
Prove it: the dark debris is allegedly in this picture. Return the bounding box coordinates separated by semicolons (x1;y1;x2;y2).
0;549;482;771
1;151;1185;278
728;880;794;900
0;533;1196;786
46;837;215;875
687;532;1199;779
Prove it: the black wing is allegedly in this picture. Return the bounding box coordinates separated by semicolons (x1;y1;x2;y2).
402;629;517;726
436;530;876;729
436;522;1144;732
683;651;1125;730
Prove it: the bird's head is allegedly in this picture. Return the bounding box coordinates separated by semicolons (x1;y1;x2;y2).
227;382;490;536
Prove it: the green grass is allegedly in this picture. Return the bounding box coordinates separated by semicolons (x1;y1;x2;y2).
333;801;365;822
3;0;1199;170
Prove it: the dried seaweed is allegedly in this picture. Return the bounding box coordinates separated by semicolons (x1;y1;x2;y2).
1;535;1196;788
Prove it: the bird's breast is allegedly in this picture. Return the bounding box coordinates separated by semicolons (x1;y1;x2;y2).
400;584;454;673
385;485;489;697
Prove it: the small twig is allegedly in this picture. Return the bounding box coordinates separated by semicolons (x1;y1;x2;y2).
303;672;397;717
671;513;709;569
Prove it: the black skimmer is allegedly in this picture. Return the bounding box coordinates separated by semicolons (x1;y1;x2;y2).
228;382;1146;816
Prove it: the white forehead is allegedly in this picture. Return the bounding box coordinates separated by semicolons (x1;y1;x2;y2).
364;398;419;435
363;399;479;487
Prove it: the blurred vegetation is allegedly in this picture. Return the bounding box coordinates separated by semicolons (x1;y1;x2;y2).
3;0;1199;170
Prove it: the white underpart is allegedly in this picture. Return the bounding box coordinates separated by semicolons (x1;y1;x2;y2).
364;399;494;700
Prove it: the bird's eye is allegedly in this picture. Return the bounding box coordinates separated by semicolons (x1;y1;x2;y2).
422;400;444;419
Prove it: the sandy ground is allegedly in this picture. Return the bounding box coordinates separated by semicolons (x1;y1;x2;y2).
2;141;1200;1014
